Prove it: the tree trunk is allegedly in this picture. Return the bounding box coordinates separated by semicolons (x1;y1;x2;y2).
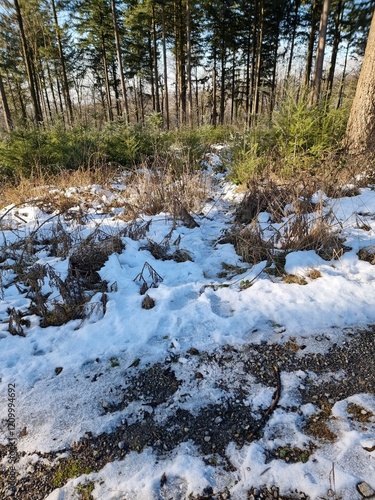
253;1;264;122
305;0;319;88
13;0;43;123
287;0;300;78
175;0;186;126
54;61;65;115
161;5;170;129
344;10;375;155
312;0;331;105
111;0;129;123
219;39;226;125
0;73;13;131
51;0;74;124
248;0;259;127
244;34;251;128
46;62;59;115
148;34;156;111
212;48;217;126
186;0;193;126
230;49;236;124
270;32;279;118
327;0;343;98
152;5;161;113
111;60;121;117
101;34;113;122
336;41;350;109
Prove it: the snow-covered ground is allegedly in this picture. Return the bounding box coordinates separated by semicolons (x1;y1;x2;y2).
1;155;375;499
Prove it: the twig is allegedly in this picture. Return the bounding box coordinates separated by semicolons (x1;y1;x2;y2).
247;364;281;440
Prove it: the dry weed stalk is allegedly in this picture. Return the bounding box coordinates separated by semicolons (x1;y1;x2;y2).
120;158;209;217
134;262;163;295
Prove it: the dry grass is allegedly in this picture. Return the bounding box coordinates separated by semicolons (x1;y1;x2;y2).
116;157;209;221
280;214;347;260
233;224;273;264
0;165;118;210
231;170;354;270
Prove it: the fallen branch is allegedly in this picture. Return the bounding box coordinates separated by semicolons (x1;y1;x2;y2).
247;364;281;441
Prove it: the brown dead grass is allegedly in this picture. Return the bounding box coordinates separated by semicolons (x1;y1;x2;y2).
0;165;117;209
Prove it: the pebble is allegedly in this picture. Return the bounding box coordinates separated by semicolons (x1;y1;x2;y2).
357;481;375;498
214;416;223;424
204;436;211;442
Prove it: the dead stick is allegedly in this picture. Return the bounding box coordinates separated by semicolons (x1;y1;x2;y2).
248;364;281;440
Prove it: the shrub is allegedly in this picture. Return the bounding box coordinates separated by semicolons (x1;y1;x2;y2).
229;92;350;185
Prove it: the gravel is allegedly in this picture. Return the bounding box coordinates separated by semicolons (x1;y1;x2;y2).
1;328;375;499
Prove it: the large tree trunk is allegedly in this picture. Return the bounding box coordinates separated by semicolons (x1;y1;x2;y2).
344;11;375;155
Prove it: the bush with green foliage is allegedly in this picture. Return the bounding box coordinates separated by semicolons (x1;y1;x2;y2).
230;93;350;184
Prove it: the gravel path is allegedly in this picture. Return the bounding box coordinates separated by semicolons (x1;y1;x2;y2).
1;328;375;499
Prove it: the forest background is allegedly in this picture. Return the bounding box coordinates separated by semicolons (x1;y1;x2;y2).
0;0;374;187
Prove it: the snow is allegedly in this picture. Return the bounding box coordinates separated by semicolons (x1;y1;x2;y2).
1;160;375;499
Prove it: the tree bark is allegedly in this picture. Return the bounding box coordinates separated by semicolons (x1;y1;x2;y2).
253;1;264;122
151;5;161;113
0;73;13;131
101;33;113;122
161;4;170;129
312;0;331;105
111;0;129;123
287;0;300;79
305;0;319;88
51;0;74;124
13;0;43;123
344;10;375;155
327;0;343;98
186;0;193;126
212;48;217;126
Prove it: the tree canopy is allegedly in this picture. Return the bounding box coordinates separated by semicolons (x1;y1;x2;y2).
0;0;374;130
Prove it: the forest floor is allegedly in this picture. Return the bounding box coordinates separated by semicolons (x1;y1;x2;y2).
0;149;375;499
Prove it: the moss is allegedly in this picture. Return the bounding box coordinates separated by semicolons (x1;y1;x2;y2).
76;481;95;500
274;444;316;463
51;458;92;489
304;398;337;443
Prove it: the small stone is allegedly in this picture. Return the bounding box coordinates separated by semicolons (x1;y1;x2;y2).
102;400;110;409
118;441;126;449
19;426;27;437
55;367;63;375
214;416;223;424
204;436;211;442
357;481;375;498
